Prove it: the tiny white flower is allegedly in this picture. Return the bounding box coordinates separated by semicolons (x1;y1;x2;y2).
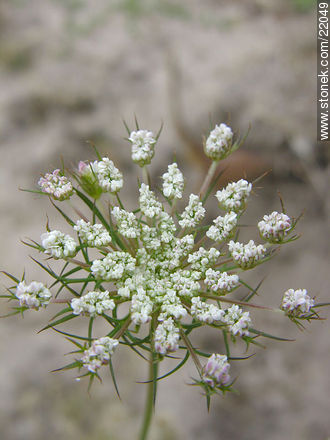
191;296;224;324
202;354;231;388
228;240;266;269
91;252;136;281
162;163;184;200
96;157;123;193
81;337;119;373
129;130;156;166
215;179;252;212
204;269;239;294
139;184;163;218
41;230;77;259
204;123;233;161
258;211;292;242
15;281;51;310
281;288;314;317
179;194;205;228
206;212;238;242
112;207;140;238
71;290;115;317
74;219;112;247
222;305;251;336
154;318;180;355
38;169;73;201
188;247;220;273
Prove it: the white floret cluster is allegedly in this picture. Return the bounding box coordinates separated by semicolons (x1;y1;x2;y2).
112;207;140;238
187;247;220;274
202;353;231;388
81;337;119;373
222;305;251;336
216;179;252;212
191;296;224;323
71;291;115;317
15;281;51;310
162;163;184;200
129;130;156;166
204;269;239;294
281;288;314;317
179;194;205;228
154;318;180;355
91;251;136;281
228;239;266;269
38;169;73;201
74;220;112;247
78;158;123;195
206;212;238;242
204;123;233;161
41;230;77;259
258;211;292;242
139;184;163;218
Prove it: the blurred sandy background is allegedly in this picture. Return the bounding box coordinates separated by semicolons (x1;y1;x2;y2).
0;1;329;439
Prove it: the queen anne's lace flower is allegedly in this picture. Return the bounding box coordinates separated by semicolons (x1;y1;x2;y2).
41;230;77;259
154;318;180;355
71;291;115;317
38;169;73;201
258;211;292;242
202;354;231;388
74;220;112;247
139;184;162;218
15;281;51;310
281;288;314;317
91;252;136;281
222;305;251;336
215;179;252;212
191;297;224;324
129;130;156;166
204;123;233;161
112;207;140;238
96;157;123;193
179;194;205;228
206;212;238;242
204;269;239;294
162;163;184;200
81;337;119;373
228;240;266;269
131;291;154;324
188;247;220;274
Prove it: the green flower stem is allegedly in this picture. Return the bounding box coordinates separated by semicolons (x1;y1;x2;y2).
198;160;218;200
139;353;158;440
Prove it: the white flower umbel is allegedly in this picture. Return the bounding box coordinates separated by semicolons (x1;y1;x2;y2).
158;212;176;243
129;130;156;167
139;184;163;218
191;296;224;324
179;194;205;228
81;336;119;373
204;123;233;161
71;291;115;317
204;269;239;294
162;163;184;200
188;247;220;274
222;305;251;337
206;212;238;242
258;211;292;243
202;354;231;388
112;207;140;238
96;157;123;194
74;220;112;247
228;240;266;269
91;252;136;281
154;318;180;355
131;291;154;324
38;169;73;201
281;288;314;317
215;179;252;212
15;281;51;310
170;270;200;298
41;230;77;259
